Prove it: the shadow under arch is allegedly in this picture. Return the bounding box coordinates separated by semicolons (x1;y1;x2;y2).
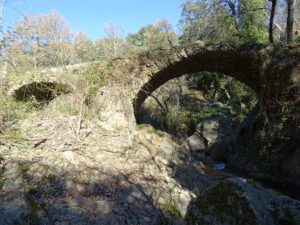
133;47;263;116
12;81;71;103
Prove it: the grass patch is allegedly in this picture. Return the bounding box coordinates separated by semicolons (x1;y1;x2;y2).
161;201;183;220
8;69;43;84
2;129;23;142
0;98;35;121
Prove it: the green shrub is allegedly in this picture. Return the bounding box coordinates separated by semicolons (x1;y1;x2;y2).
164;108;191;137
81;63;106;97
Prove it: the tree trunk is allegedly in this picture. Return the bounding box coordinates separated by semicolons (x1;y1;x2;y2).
286;0;295;43
269;0;277;43
226;0;240;34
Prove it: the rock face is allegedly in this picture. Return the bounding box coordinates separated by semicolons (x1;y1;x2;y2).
0;188;171;225
0;192;39;225
0;117;196;225
39;183;172;225
185;178;300;225
92;86;136;132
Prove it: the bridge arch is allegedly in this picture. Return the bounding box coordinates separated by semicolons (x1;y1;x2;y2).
133;45;264;115
12;81;71;103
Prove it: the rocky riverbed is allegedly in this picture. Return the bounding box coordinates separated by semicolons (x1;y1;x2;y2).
1;102;300;224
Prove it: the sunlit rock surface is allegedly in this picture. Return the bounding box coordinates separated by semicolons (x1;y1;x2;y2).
185;178;300;225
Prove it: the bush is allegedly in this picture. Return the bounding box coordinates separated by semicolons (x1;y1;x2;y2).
82;63;106;97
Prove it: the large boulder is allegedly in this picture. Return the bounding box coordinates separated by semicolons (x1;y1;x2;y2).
92;86;136;132
196;119;219;145
185;112;238;159
187;133;206;158
182;107;238;162
196;115;238;147
185;178;300;225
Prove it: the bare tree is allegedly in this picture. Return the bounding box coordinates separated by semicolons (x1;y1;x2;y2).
155;19;178;47
0;0;24;69
73;31;96;63
103;22;125;59
269;0;277;43
6;11;74;68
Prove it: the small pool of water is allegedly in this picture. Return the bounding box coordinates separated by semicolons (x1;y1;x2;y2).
203;158;300;201
222;167;300;201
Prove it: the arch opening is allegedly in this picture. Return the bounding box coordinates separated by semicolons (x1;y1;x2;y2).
136;72;258;138
134;48;262;116
12;81;71;104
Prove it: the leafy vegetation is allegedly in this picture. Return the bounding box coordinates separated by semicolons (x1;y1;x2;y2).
127;20;178;52
180;0;267;43
80;63;106;97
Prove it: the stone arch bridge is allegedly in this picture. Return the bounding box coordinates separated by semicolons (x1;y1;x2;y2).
7;43;300;185
130;43;299;116
9;43;300;118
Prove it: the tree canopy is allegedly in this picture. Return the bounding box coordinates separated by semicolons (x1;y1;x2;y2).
179;0;268;43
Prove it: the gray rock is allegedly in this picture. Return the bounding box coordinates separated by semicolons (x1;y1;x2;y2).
196;120;220;145
92;86;136;133
40;183;178;225
44;204;89;225
173;161;220;196
187;133;206;152
0;192;39;225
195;115;238;147
185;178;300;225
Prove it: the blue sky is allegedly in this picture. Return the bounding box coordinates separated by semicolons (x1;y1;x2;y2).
6;0;185;40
